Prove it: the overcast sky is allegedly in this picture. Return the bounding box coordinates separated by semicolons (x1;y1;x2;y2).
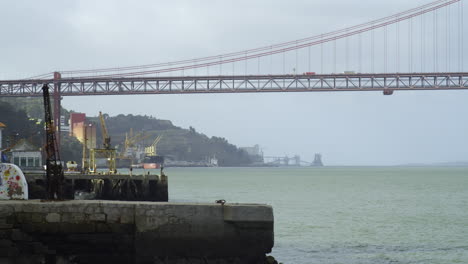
1;0;468;165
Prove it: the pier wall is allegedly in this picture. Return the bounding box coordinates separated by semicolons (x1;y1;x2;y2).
0;200;274;264
26;173;168;202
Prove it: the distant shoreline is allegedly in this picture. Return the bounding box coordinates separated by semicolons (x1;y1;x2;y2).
159;164;468;168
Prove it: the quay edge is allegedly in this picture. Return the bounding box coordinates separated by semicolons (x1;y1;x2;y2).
0;200;274;264
24;172;169;202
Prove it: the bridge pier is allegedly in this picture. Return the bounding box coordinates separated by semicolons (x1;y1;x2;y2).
53;72;62;148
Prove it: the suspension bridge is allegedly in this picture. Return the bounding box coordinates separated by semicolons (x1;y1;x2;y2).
0;0;467;96
0;0;467;125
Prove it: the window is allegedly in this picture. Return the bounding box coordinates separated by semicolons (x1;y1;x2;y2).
28;157;34;167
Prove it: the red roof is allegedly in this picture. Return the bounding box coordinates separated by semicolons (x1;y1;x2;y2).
70;113;86;124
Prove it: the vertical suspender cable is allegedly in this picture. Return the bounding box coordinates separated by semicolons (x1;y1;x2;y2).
409;18;413;72
257;56;260;88
359;33;362;73
397;17;400;72
245;51;247;76
194;60;197;76
346;29;349;71
421;12;424;72
283;51;285;74
220;56;222;75
434;10;438;73
372;23;375;73
447;4;450;72
461;0;464;72
283;51;286;87
334;40;337;73
321;35;324;74
270;46;273;74
384;26;388;73
459;0;462;71
295;41;298;74
258;57;261;75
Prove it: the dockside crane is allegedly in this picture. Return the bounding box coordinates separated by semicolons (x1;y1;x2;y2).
142;135;165;175
88;111;117;174
144;135;162;156
42;84;65;199
99;111;111;150
121;128;151;159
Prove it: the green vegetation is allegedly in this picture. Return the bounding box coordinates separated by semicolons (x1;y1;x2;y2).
0;99;82;162
91;114;252;166
0;101;43;148
1;98;252;166
0;97;73;121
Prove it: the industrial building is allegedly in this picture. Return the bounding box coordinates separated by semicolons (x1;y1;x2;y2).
69;113;97;149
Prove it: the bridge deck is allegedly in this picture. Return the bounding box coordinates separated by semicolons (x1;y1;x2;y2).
1;73;468;96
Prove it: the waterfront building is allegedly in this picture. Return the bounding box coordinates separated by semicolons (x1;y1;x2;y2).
10;139;42;169
69;113;86;137
240;144;264;163
69;113;97;149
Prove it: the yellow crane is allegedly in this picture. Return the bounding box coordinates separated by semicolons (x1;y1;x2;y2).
145;135;162;156
89;111;117;174
122;128;151;157
99;111;111;150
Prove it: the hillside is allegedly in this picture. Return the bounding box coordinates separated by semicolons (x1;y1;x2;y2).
0;98;252;166
90;114;252;166
0;99;81;162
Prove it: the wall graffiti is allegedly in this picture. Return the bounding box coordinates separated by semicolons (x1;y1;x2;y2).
0;163;28;200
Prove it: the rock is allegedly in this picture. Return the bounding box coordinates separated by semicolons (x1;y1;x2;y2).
266;255;279;264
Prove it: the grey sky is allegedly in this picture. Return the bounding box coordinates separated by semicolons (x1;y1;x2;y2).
1;0;467;165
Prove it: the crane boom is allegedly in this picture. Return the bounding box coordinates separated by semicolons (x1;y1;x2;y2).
99;111;111;149
42;84;64;199
152;135;162;147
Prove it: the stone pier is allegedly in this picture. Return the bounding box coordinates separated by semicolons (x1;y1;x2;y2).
25;172;169;202
0;200;274;264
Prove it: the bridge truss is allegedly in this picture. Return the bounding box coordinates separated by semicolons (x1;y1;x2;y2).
1;73;468;97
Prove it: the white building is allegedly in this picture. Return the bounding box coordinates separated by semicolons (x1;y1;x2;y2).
240;144;262;156
10;139;42;169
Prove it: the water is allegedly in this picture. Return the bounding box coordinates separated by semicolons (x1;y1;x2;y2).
164;166;468;264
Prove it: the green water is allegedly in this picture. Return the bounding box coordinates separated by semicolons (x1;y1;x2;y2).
164;166;468;264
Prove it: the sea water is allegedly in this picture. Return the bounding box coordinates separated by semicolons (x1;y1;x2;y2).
164;166;468;264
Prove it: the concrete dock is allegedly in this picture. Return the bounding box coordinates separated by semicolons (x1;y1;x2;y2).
24;172;168;202
0;200;274;264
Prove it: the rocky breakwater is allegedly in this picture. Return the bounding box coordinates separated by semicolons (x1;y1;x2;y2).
0;200;274;264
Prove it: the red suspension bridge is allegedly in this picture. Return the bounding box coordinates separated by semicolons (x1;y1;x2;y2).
2;0;466;139
0;0;467;97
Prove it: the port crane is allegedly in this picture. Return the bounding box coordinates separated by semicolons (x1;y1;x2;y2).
42;84;65;199
144;135;162;156
88;111;117;174
121;128;151;159
99;111;111;149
